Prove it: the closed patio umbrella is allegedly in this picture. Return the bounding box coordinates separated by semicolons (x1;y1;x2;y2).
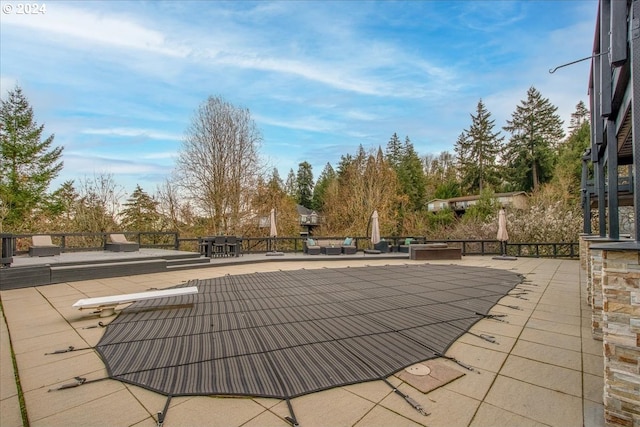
494;208;516;260
371;210;381;245
269;208;278;239
496;208;508;243
267;208;284;256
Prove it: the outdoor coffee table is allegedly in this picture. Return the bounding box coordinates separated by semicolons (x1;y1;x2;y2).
322;246;341;255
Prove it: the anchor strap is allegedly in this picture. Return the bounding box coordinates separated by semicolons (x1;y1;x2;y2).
467;331;498;344
48;376;107;392
383;379;429;416
496;303;521;310
157;395;173;427
284;399;300;427
475;312;508;323
45;345;93;355
436;353;478;373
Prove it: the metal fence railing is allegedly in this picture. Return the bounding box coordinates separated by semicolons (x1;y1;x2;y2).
1;232;580;267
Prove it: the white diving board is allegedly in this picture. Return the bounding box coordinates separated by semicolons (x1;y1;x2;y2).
72;286;198;317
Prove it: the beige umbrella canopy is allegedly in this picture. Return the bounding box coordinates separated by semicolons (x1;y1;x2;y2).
496;209;508;242
494;208;516;259
371;210;381;245
267;208;284;256
269;208;278;238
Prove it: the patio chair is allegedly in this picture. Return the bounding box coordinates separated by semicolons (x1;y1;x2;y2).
224;236;238;257
105;234;139;252
341;237;357;255
29;235;61;257
303;238;321;255
374;240;390;253
212;236;226;257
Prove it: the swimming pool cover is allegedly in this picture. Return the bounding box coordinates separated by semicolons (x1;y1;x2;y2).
96;264;523;399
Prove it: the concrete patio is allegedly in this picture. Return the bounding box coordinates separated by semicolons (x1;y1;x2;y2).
1;255;603;427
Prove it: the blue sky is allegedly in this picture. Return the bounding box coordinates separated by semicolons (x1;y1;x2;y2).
1;0;597;196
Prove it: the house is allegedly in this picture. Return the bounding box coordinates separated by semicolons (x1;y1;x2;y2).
426;191;528;214
297;205;321;236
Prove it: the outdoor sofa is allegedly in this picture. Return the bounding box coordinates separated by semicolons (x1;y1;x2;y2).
304;238;356;255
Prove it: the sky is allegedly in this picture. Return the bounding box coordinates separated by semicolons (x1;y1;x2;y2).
0;0;598;196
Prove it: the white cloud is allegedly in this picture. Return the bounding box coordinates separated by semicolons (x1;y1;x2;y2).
143;151;178;160
256;114;338;133
81;127;182;141
1;4;190;57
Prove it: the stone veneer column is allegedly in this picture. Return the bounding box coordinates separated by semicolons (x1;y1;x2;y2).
596;243;640;427
592;246;605;340
586;237;616;340
580;234;592;305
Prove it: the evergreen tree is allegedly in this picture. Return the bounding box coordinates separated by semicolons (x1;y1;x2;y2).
395;136;427;210
120;185;160;231
503;87;565;191
385;132;403;168
453;132;471;187
0;85;63;230
336;153;354;177
554;115;591;197
47;180;78;229
462;99;504;193
295;161;314;208
312;163;336;211
284;169;296;197
568;101;589;136
267;168;284;192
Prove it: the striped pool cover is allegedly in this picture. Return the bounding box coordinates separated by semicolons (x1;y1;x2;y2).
96;264;522;398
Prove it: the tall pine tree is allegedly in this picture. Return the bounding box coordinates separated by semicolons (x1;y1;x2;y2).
312;163;335;211
120;185;160;231
503;87;564;191
385;133;403;168
0;86;63;230
462;99;504;193
284;169;296;197
295;161;314;208
396;136;427;211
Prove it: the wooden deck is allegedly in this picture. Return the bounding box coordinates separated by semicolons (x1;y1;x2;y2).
0;249;410;290
0;249;210;290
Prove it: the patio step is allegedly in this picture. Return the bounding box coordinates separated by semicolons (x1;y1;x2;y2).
0;265;51;290
50;259;167;284
165;256;211;269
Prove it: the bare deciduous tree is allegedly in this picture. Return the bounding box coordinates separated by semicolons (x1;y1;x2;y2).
156;179;183;231
73;172;123;233
176;96;262;233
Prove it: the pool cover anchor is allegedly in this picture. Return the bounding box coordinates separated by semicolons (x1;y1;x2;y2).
383;379;429;416
82;321;107;329
48;376;86;391
285;399;300;427
156;395;173;427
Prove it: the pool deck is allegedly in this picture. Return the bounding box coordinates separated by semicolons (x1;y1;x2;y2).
1;255;604;427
